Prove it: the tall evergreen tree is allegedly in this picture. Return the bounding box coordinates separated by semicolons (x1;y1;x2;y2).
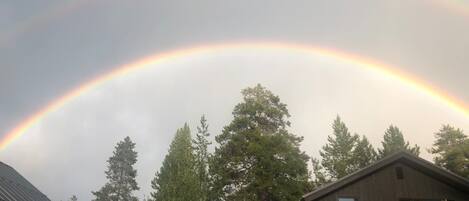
151;124;202;201
192;115;211;201
92;136;139;201
378;125;420;158
210;84;310;201
430;125;469;178
310;158;329;189
351;135;377;170
313;118;377;186
319;116;359;179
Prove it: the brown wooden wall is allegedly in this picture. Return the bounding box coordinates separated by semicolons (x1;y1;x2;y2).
316;163;469;201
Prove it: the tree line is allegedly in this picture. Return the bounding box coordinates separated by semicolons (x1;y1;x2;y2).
75;84;468;201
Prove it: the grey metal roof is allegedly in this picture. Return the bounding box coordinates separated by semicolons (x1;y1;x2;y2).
0;162;50;201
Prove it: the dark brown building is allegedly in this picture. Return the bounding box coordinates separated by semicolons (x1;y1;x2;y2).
303;151;469;201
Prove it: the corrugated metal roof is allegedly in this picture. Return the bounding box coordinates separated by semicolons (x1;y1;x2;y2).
0;162;50;201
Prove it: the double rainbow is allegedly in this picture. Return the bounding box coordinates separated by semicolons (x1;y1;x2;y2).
1;42;468;150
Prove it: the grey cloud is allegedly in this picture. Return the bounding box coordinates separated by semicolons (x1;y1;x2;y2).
1;0;469;200
1;50;468;200
1;0;469;137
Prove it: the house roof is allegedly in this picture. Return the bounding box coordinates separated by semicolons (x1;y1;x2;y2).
0;161;50;201
302;151;469;201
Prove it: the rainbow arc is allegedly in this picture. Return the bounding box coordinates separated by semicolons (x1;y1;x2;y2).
1;42;468;150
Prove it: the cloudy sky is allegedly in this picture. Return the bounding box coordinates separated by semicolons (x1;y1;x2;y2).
1;0;469;200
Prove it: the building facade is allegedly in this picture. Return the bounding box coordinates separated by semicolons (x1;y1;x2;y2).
303;152;469;201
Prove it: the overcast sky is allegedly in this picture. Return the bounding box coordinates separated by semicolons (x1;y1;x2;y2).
1;0;469;200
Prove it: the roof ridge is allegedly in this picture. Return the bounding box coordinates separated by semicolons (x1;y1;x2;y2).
302;151;469;201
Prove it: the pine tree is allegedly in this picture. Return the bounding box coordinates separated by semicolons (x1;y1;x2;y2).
192;115;211;201
151;124;202;201
378;125;419;158
92;136;139;201
310;158;329;189
319;116;359;179
210;84;310;201
430;125;469;178
351;135;377;170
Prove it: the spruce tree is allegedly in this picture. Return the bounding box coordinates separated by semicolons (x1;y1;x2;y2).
313;118;378;186
430;125;469;178
319;116;359;179
310;158;329;189
351;135;377;170
92;136;139;201
192;115;211;201
150;124;202;201
378;125;420;158
210;84;310;201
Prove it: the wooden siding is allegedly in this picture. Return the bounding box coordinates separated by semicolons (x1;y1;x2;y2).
316;163;469;201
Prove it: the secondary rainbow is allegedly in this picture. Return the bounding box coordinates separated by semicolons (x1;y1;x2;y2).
1;42;468;150
2;0;467;47
0;0;93;46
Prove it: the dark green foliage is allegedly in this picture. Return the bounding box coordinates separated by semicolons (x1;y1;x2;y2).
151;124;202;201
352;135;377;170
310;158;329;189
319;116;359;179
92;137;139;201
313;117;377;187
430;125;469;178
193;115;211;201
378;125;420;158
210;84;310;201
92;184;112;201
